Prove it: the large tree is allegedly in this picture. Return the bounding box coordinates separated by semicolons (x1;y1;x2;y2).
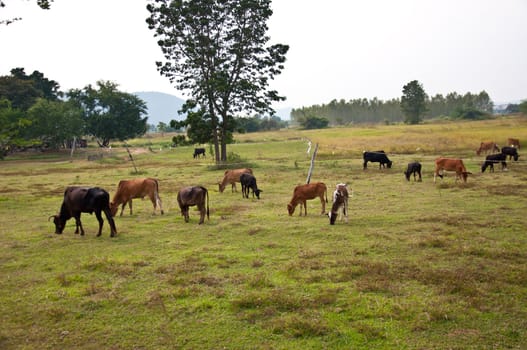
68;81;148;147
147;0;289;162
1;0;53;25
401;80;428;124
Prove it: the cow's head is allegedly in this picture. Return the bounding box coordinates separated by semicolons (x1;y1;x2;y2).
404;170;411;181
49;215;65;234
287;203;294;216
254;189;262;199
109;201;118;217
461;171;472;182
218;183;225;193
387;161;393;169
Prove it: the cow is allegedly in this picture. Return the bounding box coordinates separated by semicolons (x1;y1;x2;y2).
481;153;507;173
193;148;206;159
240;173;262;199
434;157;472;183
218;168;253;193
508;138;520;149
363;151;392;169
329;183;349;225
50;186;117;237
404;162;422;182
287;182;328;216
177;186;209;224
501;146;520;161
110;178;163;217
476;141;500;155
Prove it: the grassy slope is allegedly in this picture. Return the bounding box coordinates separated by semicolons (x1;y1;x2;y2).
0;117;526;349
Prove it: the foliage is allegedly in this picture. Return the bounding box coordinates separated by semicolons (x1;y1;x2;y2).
147;0;289;163
24;99;84;149
450;106;488;120
0;68;60;111
401;80;428;124
519;100;527;115
236;115;288;133
297;114;329;130
0;98;32;158
67;81;148;147
171;134;192;147
0;0;53;25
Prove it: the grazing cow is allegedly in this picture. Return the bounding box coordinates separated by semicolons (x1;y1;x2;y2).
287;182;328;216
508;138;520;149
218;168;253;193
476;141;500;155
434;157;472;183
177;186;209;224
481;153;507;173
329;183;349;225
404;162;422;181
193;147;206;158
501;146;520;161
363;151;392;169
240;173;262;199
110;178;163;217
50;186;117;237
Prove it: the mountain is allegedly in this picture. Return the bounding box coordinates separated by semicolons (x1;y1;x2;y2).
134;91;293;125
134;91;185;126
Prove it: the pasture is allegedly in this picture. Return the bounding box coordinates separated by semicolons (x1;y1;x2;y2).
1;117;527;349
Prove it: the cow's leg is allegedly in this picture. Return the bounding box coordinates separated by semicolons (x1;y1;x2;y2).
157;194;164;215
198;204;205;224
103;208;117;237
181;206;189;223
363;161;368;170
303;200;308;216
343;198;349;223
128;200;133;215
74;214;85;236
119;201;127;216
95;210;104;237
320;195;326;215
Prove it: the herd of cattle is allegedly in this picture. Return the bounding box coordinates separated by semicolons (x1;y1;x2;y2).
49;138;521;236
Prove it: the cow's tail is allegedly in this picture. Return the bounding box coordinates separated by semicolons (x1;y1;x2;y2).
202;186;210;220
153;178;164;214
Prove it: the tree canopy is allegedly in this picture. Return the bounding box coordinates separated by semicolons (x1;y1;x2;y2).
1;0;53;25
401;80;428;124
68;81;148;147
147;0;289;163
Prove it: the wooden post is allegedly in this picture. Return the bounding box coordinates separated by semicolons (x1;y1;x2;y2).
124;143;138;173
306;143;318;184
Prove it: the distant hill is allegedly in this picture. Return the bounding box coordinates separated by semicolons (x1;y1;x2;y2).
134;91;185;126
134;91;292;125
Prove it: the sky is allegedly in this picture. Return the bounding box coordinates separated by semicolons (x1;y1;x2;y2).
1;0;526;110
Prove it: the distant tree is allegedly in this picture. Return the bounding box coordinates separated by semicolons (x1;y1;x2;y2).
24;99;83;149
0;68;61;110
1;0;53;26
519;100;527;115
147;0;289;163
68;81;148;147
298;115;329;130
401;80;428;124
451;107;487;120
170;101;219;145
0;98;32;158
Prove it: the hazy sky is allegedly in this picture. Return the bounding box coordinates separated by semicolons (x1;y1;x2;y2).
1;0;526;109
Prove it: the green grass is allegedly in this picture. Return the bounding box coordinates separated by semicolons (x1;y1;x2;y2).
1;116;527;349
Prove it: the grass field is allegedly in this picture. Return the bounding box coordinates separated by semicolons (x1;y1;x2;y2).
1;116;527;349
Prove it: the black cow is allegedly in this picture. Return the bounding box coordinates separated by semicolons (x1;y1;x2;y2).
501;146;519;161
193;148;206;159
404;162;422;181
240;173;262;199
50;186;117;237
363;151;392;169
177;186;209;224
481;153;507;173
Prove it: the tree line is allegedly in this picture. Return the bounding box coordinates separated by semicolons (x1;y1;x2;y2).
291;85;497;127
0;68;148;158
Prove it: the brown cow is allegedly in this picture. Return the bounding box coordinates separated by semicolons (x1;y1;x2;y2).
508;138;520;149
287;182;328;216
218;168;253;193
476;141;500;155
110;178;163;217
434;157;472;183
177;186;209;224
